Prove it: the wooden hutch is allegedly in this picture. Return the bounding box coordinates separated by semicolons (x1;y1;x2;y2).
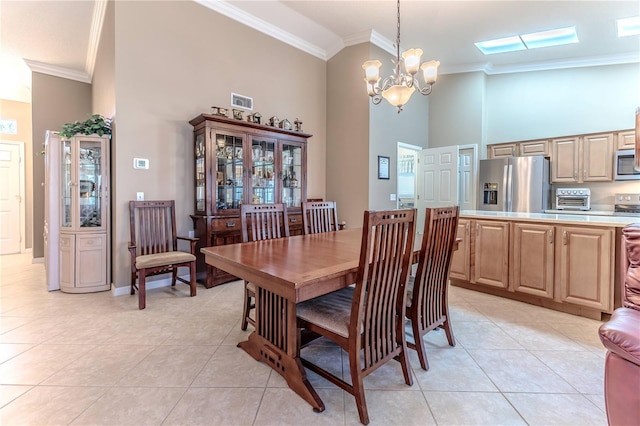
189;113;312;288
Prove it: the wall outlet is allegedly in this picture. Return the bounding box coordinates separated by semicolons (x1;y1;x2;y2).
136;192;144;201
390;193;397;201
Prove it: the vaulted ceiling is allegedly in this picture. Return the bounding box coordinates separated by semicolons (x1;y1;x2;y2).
1;0;639;102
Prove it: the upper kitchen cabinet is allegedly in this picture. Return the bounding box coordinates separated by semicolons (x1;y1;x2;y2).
550;133;613;183
519;139;549;157
616;130;635;150
487;142;518;158
189;113;311;288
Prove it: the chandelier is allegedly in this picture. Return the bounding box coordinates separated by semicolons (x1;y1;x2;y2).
362;0;440;113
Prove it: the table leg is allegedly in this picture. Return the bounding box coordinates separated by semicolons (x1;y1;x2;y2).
237;286;325;412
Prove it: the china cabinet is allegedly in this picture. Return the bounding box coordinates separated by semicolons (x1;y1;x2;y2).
44;131;110;293
189;113;311;288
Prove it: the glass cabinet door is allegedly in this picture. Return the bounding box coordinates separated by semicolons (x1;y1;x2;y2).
78;139;103;228
61;140;72;228
215;133;244;210
281;143;303;207
250;138;276;204
195;133;206;212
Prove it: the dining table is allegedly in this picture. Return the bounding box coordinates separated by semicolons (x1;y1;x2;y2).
201;227;457;413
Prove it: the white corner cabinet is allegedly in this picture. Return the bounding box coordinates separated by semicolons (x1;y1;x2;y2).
44;131;110;293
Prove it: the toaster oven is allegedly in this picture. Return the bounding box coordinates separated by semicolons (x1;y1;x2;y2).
555;188;591;211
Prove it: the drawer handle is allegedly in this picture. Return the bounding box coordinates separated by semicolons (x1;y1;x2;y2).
563;230;568;245
548;228;554;244
226;221;236;227
289;217;297;222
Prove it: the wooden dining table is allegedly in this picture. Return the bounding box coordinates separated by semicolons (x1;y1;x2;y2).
201;228;457;413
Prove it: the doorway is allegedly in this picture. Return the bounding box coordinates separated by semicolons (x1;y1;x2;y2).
0;141;26;254
396;143;421;210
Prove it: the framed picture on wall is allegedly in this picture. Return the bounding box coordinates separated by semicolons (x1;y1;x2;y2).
378;155;390;179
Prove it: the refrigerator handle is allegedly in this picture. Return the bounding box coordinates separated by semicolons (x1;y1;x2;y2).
504;164;512;211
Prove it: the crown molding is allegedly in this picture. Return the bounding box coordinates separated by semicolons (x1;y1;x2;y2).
194;0;327;60
480;52;640;76
24;59;91;83
85;0;108;79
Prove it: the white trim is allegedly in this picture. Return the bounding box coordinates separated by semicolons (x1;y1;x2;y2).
0;140;26;254
398;142;423;151
24;60;91;83
194;0;327;60
86;0;108;79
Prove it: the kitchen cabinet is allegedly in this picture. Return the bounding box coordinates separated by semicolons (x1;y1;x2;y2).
487;143;517;158
44;132;110;293
510;222;554;299
556;225;613;312
519;139;549;157
189;113;311;288
472;220;509;288
550;133;613;183
449;219;471;281
616;130;635;150
449;215;617;318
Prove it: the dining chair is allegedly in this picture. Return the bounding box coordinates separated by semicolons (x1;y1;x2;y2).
406;206;460;370
240;203;290;330
297;209;416;425
301;200;340;234
128;200;198;309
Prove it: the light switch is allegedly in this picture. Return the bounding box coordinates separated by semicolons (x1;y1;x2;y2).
133;158;149;169
390;194;397;201
136;192;144;201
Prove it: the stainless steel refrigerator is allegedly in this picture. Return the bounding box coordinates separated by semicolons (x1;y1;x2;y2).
478;156;550;212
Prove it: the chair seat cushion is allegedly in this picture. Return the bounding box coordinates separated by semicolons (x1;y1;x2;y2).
136;251;196;269
599;307;640;367
297;286;355;338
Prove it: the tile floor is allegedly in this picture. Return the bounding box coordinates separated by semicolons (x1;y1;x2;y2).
0;253;608;425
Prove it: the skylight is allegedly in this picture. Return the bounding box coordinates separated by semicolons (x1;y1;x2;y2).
617;16;640;37
475;26;579;55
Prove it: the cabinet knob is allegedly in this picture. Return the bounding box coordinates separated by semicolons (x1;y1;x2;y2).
476;223;480;237
562;230;568;245
548;228;554;244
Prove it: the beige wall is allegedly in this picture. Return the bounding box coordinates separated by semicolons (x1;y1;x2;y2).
109;1;326;288
0;99;33;250
92;0;115;119
326;44;370;229
31;72;92;258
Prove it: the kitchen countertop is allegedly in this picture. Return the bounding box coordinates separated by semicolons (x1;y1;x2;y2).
460;210;640;227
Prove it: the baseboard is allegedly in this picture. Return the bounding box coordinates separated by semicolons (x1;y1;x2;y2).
111;275;190;297
32;257;44;264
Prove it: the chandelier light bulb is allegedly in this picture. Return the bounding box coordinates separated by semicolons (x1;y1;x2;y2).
402;48;423;75
421;60;440;84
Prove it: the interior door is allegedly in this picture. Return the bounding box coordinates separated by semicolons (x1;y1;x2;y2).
417;146;459;232
0;142;22;254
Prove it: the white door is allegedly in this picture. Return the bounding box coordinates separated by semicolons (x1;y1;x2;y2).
0;142;23;254
459;145;478;211
417;146;459;232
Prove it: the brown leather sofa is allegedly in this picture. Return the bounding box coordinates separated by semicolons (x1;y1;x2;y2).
598;223;640;425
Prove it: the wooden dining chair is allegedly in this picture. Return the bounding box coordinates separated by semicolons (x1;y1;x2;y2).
406;206;460;370
240;203;290;330
128;200;198;309
297;209;416;425
301;200;340;234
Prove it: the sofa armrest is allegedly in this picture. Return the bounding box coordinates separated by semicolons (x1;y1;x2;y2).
599;307;640;367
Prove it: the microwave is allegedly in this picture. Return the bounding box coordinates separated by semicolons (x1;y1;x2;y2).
614;149;640;180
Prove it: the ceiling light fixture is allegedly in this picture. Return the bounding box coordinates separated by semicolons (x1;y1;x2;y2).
362;0;440;113
475;26;579;55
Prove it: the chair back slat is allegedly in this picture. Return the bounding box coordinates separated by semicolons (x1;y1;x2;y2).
241;203;290;242
302;201;339;234
129;200;178;256
411;206;460;330
352;209;416;370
